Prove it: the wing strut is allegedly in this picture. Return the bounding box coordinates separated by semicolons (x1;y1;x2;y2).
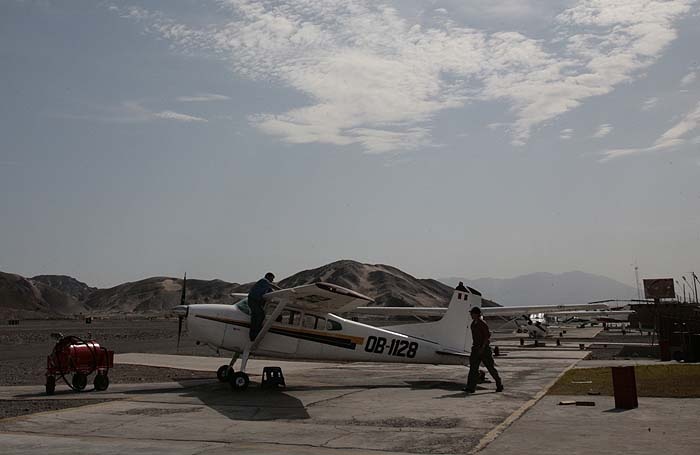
238;298;289;373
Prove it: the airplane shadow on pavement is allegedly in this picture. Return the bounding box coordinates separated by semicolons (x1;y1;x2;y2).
176;378;471;420
178;381;310;421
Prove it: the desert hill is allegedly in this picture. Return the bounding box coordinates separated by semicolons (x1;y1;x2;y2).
0;272;87;319
278;260;499;308
441;271;638;307
82;277;246;314
31;275;96;302
1;260;514;318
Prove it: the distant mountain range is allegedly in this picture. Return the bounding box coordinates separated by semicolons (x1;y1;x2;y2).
1;260;475;318
441;271;638;307
1;262;635;318
0;272;90;319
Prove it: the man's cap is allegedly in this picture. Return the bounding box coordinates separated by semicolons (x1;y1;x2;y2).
264;272;275;281
469;307;482;314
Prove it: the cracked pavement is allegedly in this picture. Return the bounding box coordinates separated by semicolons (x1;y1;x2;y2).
0;352;586;454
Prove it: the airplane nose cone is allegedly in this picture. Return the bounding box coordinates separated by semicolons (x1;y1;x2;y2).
173;305;189;316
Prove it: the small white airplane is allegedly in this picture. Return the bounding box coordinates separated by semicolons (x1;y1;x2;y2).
546;308;636;327
173;280;607;390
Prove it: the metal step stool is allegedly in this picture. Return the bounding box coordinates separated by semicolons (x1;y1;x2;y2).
261;367;286;389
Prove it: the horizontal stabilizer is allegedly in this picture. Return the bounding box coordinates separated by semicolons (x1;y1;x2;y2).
435;349;470;358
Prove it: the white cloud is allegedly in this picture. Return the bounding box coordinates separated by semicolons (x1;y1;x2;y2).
152;110;207;122
642;97;659;111
59;100;208;124
114;0;695;153
177;93;231;102
680;71;697;87
600;100;700;161
120;101;207;123
593;123;613;138
560;128;574;140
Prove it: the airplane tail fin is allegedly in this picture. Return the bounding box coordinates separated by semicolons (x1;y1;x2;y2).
386;282;481;352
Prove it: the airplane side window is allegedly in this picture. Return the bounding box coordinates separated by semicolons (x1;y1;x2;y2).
277;309;302;326
326;320;342;331
315;317;326;330
279;310;290;324
302;314;316;329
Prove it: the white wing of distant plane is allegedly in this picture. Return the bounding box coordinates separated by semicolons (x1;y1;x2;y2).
481;303;609;316
544;309;635;317
351;302;610;316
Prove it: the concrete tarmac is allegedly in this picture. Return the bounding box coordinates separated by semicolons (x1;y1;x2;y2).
479;395;700;455
0;350;586;454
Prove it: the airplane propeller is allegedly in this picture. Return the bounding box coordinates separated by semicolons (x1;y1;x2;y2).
175;273;188;352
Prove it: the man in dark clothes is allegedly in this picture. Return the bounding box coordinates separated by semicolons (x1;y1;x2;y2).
247;272;280;341
464;306;503;393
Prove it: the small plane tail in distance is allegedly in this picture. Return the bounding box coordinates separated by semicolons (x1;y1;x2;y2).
385;282;478;353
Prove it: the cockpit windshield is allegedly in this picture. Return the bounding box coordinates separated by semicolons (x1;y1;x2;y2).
234;298;250;315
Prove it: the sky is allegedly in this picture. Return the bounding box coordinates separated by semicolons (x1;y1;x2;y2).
1;0;699;289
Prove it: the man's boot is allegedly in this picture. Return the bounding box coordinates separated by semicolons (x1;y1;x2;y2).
496;382;504;392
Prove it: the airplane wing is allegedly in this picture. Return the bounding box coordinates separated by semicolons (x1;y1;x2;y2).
544;309;635;317
263;282;375;314
351;302;609;316
247;283;374;351
481;303;609;317
350;307;447;316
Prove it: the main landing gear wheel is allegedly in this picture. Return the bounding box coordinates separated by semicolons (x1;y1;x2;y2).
217;365;232;382
94;373;109;391
72;373;88;391
229;372;250;391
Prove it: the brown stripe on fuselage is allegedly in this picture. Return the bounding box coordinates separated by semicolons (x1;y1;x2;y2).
195;314;364;350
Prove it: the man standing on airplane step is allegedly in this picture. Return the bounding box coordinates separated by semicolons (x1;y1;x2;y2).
247;272;280;341
464;306;503;393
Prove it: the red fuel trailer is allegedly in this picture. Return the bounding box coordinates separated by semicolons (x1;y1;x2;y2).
45;334;114;395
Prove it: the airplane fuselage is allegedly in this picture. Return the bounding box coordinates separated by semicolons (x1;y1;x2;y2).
186;303;466;366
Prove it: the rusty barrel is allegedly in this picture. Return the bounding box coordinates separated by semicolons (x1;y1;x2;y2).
611;366;638;409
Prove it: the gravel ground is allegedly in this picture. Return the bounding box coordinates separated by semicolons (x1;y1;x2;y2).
0;319;226;418
0;319;222;386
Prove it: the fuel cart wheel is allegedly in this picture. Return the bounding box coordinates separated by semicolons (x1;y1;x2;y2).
72;373;88;391
94;373;109;391
45;376;56;395
229;372;250;391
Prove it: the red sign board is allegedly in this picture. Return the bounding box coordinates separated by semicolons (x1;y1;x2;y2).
643;278;675;300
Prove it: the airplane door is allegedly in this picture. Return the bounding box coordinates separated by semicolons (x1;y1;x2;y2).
220;323;298;354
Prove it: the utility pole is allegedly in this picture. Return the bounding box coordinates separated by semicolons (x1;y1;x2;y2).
634;265;641;300
693;272;699;304
683;276;694;304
